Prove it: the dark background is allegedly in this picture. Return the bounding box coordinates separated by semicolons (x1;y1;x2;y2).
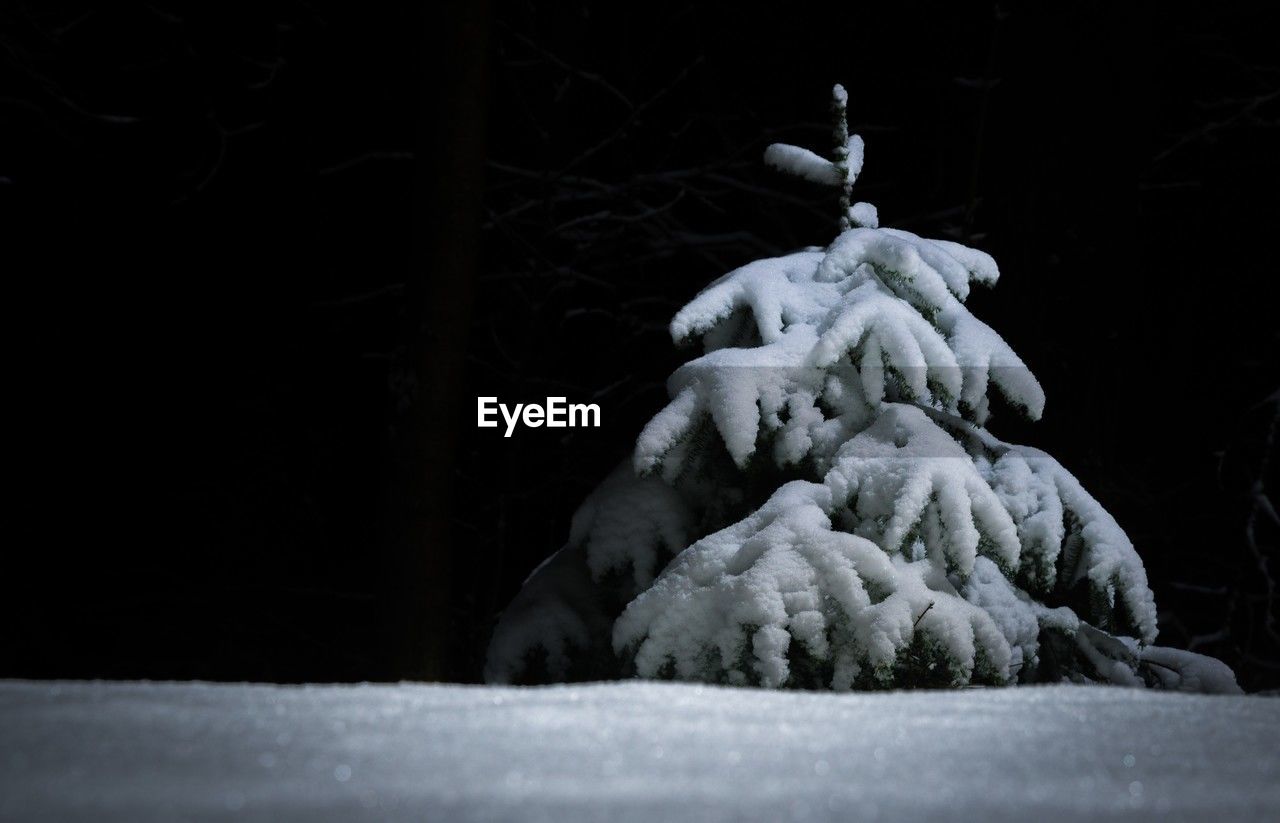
4;3;1277;689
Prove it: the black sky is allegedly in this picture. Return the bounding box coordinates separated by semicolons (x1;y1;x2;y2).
3;2;1277;689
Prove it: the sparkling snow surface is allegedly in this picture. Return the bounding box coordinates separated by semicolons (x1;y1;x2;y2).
2;680;1277;822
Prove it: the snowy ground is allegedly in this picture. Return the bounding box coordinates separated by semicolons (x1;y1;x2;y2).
1;680;1277;821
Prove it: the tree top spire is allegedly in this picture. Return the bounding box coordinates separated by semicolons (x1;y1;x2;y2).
762;83;875;230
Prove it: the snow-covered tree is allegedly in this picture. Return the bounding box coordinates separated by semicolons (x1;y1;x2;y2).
486;86;1240;694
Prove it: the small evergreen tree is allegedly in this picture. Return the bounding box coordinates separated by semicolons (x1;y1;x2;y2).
486;86;1239;693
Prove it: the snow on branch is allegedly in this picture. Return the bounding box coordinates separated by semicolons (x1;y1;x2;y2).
490;83;1235;694
763;144;842;186
613;480;1015;689
763;84;872;229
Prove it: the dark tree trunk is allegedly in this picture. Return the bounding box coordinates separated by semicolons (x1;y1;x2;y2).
386;0;492;680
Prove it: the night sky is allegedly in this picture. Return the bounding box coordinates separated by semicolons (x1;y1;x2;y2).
4;3;1277;689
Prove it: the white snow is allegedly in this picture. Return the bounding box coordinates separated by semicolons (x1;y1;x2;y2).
832;82;848;109
1140;646;1245;695
622;399;1180;691
841;133;865;184
510;225;1172;689
651;224;1042;471
764;144;842;186
2;679;1277;822
572;464;693;591
490;91;1221;694
762;84;862;193
613;480;1012;689
825;404;1021;577
639;234;1042;480
848;201;879;228
956;418;1160;644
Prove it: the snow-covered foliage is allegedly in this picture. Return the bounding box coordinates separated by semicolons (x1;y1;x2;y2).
763;143;842;186
485;541;610;685
486;85;1237;693
614;480;1014;689
486;466;693;685
825;405;1021;578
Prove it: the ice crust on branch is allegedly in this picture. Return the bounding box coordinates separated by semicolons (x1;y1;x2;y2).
487;84;1234;693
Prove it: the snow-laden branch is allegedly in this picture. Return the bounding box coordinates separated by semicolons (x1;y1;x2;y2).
613;480;1014;689
488;83;1234;694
